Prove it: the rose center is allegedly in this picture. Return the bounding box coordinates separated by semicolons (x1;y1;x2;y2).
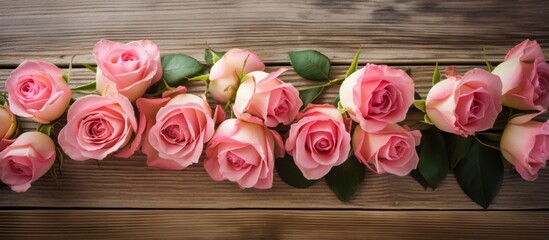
226;152;249;170
121;51;138;62
389;140;407;159
18;78;45;100
161;124;184;144
9;160;31;176
82;114;114;141
314;137;332;152
274;100;289;115
368;83;397;116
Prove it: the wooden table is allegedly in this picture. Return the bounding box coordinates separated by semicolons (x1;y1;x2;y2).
1;1;548;239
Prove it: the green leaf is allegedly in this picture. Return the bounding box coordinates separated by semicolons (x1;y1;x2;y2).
325;155;366;202
36;123;53;136
410;169;429;190
417;127;449;189
188;74;210;81
71;81;97;94
443;133;474;170
414;91;422;100
56;146;65;169
288;50;331;81
455;139;504;209
331;95;340;107
432;62;441;86
82;63;97;73
205;49;225;66
0;95;5;105
275;154;317;188
412;100;426;112
161;54;204;87
299;86;325;109
345;48;361;78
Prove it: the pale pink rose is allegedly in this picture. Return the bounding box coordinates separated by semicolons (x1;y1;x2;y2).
233;68;302;127
94;39;162;102
352;124;421;176
339;64;415;132
426;69;503;137
492;39;549;110
204;119;284;189
58;92;137;161
6;60;72;124
0;132;55;192
0;103;17;150
208;48;265;104
285;104;351;179
135;86;217;170
501;112;549;181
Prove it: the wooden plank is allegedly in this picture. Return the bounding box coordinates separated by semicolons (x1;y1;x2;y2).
1;65;548;210
1;0;548;65
0;210;547;239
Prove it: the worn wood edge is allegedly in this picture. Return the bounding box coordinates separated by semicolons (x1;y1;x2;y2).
0;210;547;239
1;0;548;65
1;65;549;210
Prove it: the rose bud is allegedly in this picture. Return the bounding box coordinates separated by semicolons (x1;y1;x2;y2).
0;103;17;150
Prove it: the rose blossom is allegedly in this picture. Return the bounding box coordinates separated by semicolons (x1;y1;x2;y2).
492;39;549;110
58;92;137;161
285;104;351;179
6;60;72;124
135;87;217;170
425;68;502;137
352;124;421;176
339;64;415;132
233;68;302;127
93;39;162;102
0;132;55;192
501;112;549;181
0;103;17;150
204;119;284;189
208;48;265;104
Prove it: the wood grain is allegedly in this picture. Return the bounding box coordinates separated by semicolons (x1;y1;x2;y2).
1;0;548;65
1;65;548;210
0;210;547;239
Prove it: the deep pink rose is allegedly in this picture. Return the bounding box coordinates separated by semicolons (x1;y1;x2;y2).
0;132;55;192
285;104;351;179
208;48;265;104
58;92;137;161
492;39;549;110
135;87;217;170
204;119;284;189
352;124;421;176
501;112;549;181
6;60;72;124
0;103;17;150
233;68;302;127
94;39;162;102
426;68;503;137
339;64;415;132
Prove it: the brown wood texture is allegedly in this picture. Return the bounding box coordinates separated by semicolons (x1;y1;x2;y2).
0;210;547;240
0;0;548;65
1;0;549;238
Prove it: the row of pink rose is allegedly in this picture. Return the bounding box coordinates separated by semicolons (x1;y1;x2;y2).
1;39;548;192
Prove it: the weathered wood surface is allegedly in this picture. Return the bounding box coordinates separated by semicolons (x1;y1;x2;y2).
0;210;547;240
0;0;548;65
1;0;549;238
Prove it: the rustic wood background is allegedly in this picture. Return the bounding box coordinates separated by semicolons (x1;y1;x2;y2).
1;0;548;239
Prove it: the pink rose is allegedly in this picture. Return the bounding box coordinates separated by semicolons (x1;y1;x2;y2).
6;60;72;124
501;112;549;181
0;103;17;150
93;39;162;102
204;119;284;189
0;132;55;192
208;48;265;104
233;68;302;127
135;87;216;170
492;39;549;110
58;92;137;161
352;124;421;176
339;64;415;132
285;104;351;179
425;68;503;137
